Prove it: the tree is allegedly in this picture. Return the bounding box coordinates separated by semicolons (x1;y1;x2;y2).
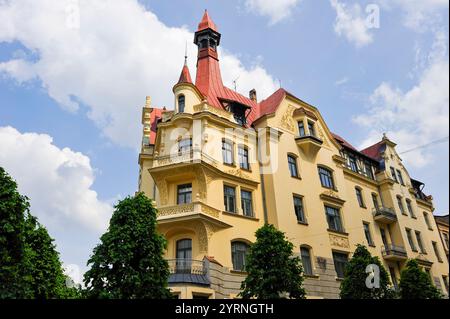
0;167;31;298
1;167;73;299
240;224;306;299
340;244;395;299
83;192;172;299
399;259;441;299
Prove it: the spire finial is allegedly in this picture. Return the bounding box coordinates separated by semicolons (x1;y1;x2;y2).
184;41;188;65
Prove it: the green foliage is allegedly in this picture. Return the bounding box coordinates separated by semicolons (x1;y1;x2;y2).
340;244;395;299
1;167;74;299
399;259;442;299
240;224;306;299
83;192;172;299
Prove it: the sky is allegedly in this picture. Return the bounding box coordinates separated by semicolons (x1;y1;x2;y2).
0;0;448;284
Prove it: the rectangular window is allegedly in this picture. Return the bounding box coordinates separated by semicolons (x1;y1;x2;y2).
238;146;249;170
390;167;398;183
178;138;192;153
356;188;365;208
349;155;358;172
222;140;234;165
372;194;380;211
396;169;405;185
443;233;449;249
241;190;253;217
332;252;348;279
307;121;316;137
288;155;299;178
397;196;406;215
443;275;449;294
415;231;425;254
293;196;306;223
365;162;374;180
318;167;334;189
325;206;344;233
406;228;417;252
424;212;432;230
223;185;236;213
363;222;374;246
177;184;192;204
301;247;313;276
298;121;305;137
389;267;399;291
406;200;415;218
432;241;442;262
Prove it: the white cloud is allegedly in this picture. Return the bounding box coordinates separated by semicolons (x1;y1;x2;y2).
330;0;374;48
64;264;84;286
378;0;449;31
0;126;112;232
244;0;300;25
0;0;278;148
353;56;449;168
335;77;349;86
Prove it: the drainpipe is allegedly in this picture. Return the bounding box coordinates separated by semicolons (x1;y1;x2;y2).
257;128;269;224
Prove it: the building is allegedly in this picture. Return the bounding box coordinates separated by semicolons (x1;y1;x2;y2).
138;11;449;299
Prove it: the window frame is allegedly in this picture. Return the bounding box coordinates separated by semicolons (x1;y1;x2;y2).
177;94;186;113
396;169;405;185
223;185;236;213
355;187;365;208
238;145;250;170
293;195;307;224
300;246;314;276
397;196;406;215
406;228;417;252
390;167;398;183
432;241;443;262
363;222;374;246
222;139;234;165
318;166;335;190
307;120;316;137
298;121;306;137
231;241;250;272
177;183;192;205
240;189;254;217
332;251;349;279
178;138;192;154
288;155;299;178
325;205;344;233
415;231;426;254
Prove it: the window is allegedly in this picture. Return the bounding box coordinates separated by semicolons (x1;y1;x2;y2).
332;252;348;279
288;155;299;178
363;222;374;246
372;193;380;211
432;241;442;262
178;138;192;153
349;155;358;172
396;169;405;185
325;206;344;232
365;162;374;180
406;199;415;218
300;247;313;276
293;196;306;223
443;233;449;249
390;167;398;183
224;185;236;213
178;94;185;113
298;121;306;137
177;184;192;204
222;140;234;165
406;228;417;252
231;242;249;271
389;267;399;291
238;146;250;170
176;239;192;274
318;167;334;189
415;231;425;254
355;188;365;208
397;196;406;215
443;275;449;294
307;121;316;137
423;212;432;230
241;190;253;217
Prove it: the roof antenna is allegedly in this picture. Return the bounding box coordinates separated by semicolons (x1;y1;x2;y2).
278;78;282;88
233;75;240;91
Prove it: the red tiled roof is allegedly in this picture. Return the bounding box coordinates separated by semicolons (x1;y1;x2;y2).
149;108;164;144
177;63;192;84
331;133;358;152
258;88;287;118
361;141;385;161
198;10;218;32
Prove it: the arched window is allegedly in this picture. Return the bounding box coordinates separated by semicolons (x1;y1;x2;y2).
178;94;185;113
231;241;250;271
300;246;313;276
318;166;334;189
355;187;365;208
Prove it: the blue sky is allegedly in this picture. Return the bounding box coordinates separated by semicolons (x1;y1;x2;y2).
0;0;448;283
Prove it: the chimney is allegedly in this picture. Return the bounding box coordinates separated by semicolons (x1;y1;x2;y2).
249;89;257;102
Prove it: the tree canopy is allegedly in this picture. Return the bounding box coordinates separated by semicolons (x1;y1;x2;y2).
340;244;395;299
83;192;172;299
399;259;441;299
240;224;306;299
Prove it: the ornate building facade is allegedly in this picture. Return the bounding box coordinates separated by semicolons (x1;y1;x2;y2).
138;11;449;299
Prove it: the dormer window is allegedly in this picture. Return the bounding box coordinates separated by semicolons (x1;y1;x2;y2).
227;102;247;126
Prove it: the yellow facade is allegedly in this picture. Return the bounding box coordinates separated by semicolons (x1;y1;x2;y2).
137;12;449;299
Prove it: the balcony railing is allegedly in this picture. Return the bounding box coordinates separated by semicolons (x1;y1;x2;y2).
157;201;221;219
372;207;397;224
167;259;210;285
382;244;407;261
153;149;219;168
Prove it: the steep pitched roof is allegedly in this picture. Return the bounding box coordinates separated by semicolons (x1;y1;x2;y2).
177;64;192;84
361;141;385;161
258;88;287;118
197;10;218;32
434;214;449;226
331;133;358;152
148;107;164;145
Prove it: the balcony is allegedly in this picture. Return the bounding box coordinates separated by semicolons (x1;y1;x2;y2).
168;259;210;286
372;207;397;224
382;244;407;261
152;149;219;169
295;134;323;157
